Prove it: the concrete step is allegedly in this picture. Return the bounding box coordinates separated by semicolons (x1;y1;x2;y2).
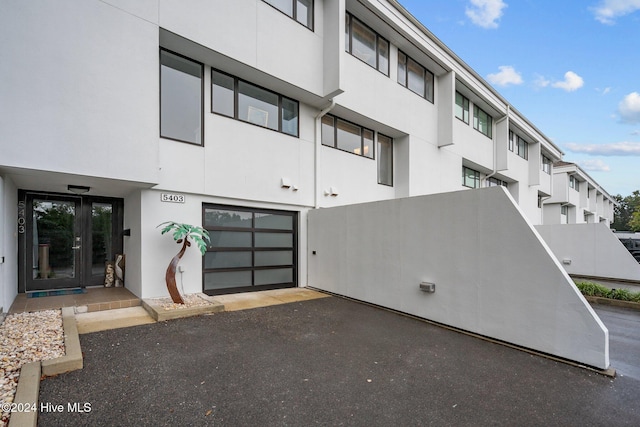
76;306;155;334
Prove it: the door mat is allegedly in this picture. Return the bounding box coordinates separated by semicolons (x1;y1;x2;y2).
27;288;86;298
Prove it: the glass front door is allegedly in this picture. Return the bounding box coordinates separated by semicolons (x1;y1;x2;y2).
20;192;124;292
26;196;82;290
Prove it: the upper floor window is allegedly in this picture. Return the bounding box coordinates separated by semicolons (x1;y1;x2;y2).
212;70;299;137
486;177;508;188
378;134;393;186
473;105;492;138
345;13;389;75
509;131;528;159
160;49;203;145
569;175;579;191
263;0;313;30
398;51;434;102
321;114;374;158
541;155;552;174
462;166;480;189
455;91;469;124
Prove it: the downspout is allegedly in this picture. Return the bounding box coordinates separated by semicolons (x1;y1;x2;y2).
484;105;509;184
314;99;336;209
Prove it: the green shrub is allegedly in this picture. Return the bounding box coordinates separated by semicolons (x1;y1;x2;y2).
575;281;640;302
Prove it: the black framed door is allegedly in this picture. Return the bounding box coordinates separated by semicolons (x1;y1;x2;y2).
19;191;124;292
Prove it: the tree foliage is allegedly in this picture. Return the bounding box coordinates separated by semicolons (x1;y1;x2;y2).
612;190;640;231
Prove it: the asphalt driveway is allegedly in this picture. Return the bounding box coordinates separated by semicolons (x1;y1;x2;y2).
38;297;640;426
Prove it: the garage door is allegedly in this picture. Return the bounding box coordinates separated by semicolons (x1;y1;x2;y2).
202;204;297;295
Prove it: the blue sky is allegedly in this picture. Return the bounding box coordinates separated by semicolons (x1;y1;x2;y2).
397;0;640;197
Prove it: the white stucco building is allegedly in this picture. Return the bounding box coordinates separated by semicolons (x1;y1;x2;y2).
0;0;621;369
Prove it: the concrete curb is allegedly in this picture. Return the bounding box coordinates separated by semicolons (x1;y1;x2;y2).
41;307;83;376
586;296;640;311
142;294;224;321
10;307;84;426
10;361;40;427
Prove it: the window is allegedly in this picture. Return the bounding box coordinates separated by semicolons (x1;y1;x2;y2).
509;131;528;159
486;177;508;188
473;105;492;138
378;134;393;186
398;51;434;102
263;0;313;30
569;175;579;191
345;13;389;75
160;49;203;145
462;166;480;189
541;155;552;174
455;92;469;123
321;115;374;158
212;70;299;137
561;205;569;223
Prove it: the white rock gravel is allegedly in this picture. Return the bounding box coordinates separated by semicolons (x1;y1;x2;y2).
0;309;65;427
153;293;216;311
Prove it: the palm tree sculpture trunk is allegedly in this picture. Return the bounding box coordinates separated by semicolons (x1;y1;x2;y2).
165;239;189;304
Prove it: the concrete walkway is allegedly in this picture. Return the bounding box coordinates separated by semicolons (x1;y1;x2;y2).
38;296;640;426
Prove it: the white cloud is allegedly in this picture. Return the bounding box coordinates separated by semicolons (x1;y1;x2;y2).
591;0;640;24
551;71;584;92
534;75;550;89
578;159;611;172
598;87;612;95
618;92;640;124
565;141;640;156
466;0;507;29
486;66;523;86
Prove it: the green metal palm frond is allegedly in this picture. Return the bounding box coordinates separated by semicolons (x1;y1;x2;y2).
158;221;210;256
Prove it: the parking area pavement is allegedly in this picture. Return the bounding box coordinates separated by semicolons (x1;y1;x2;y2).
39;297;640;426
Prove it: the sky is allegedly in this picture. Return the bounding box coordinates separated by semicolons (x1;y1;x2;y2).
397;0;640;197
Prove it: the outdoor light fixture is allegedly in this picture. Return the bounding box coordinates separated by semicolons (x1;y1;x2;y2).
67;185;90;194
419;282;436;293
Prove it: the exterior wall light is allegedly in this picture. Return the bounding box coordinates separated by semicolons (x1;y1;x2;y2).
420;282;436;293
562;258;572;265
67;185;90;194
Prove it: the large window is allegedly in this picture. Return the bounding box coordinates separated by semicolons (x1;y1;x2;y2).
345;13;389;75
263;0;313;29
397;51;434;102
473;105;492;138
462;166;480;188
455;91;469;123
212;70;299;137
377;134;393;186
541;155;552;174
160;49;203;145
509;131;528;159
321;115;374;159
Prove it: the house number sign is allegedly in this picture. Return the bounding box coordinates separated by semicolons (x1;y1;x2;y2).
160;193;185;204
17;201;26;234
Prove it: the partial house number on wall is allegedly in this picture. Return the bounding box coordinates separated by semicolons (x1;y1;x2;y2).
160;193;185;203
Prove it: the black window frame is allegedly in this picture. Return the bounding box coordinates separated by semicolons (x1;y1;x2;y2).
345;13;389;76
462;166;481;189
473;105;492;139
541;154;552;174
397;50;434;103
321;114;375;159
509;130;528;160
377;133;393;186
211;69;299;137
486;177;508;188
455;91;469;124
262;0;314;30
159;48;204;146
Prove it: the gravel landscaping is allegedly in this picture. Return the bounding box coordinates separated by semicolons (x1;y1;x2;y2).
0;310;65;427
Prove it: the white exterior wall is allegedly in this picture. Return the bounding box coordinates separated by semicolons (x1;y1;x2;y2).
308;187;609;369
0;0;160;185
0;175;19;313
537;224;640;282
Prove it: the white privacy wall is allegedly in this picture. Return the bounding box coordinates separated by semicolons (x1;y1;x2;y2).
308;187;609;369
536;223;640;282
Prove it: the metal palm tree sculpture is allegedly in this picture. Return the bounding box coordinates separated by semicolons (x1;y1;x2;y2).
158;221;210;304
